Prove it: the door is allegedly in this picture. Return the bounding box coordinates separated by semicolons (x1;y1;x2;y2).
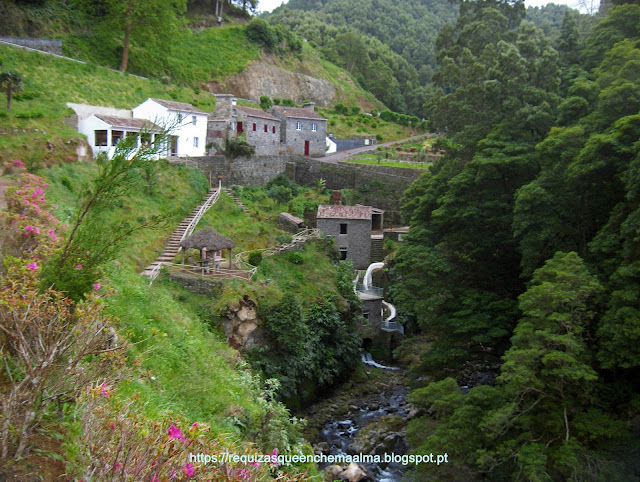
170;136;178;156
304;140;310;156
237;122;243;134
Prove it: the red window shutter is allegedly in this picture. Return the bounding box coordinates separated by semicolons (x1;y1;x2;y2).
272;126;276;134
264;124;268;132
253;123;256;131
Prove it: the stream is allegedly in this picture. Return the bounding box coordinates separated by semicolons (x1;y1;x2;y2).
302;354;416;481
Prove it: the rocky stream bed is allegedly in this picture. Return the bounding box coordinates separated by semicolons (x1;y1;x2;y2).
299;362;419;481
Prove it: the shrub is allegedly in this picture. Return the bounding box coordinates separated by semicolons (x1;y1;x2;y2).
282;98;296;107
245;18;278;50
259;95;273;111
248;250;263;267
376;134;383;141
287;251;304;265
266;173;300;197
273;97;281;105
351;106;360;116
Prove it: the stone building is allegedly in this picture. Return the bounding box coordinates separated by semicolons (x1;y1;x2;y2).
316;205;384;269
270;103;327;157
208;94;282;156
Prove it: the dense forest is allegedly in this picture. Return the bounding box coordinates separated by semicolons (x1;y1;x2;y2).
390;0;640;479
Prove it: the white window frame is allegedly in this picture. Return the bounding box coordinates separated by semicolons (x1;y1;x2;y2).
192;115;197;125
193;137;199;148
312;123;317;132
296;121;302;131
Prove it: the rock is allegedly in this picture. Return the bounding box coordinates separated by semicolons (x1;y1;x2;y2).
339;462;370;482
326;465;344;477
314;442;330;455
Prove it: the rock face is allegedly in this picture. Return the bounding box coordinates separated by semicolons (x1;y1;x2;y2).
208;60;337;106
223;297;266;350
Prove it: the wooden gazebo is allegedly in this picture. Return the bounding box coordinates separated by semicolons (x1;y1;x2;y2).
180;227;236;270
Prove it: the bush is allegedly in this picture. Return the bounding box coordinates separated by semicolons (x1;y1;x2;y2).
248;250;263;267
282;98;296;107
273;98;281;105
259;95;273;111
266;173;301;197
245;18;278;50
351;106;361;116
287;251;304;265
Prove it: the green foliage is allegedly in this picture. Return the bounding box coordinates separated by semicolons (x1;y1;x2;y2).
247;250;263;267
245;18;278;49
267;184;293;207
282;98;296;107
259;95;273;110
0;69;24;110
265;173;301;197
286;251;304;265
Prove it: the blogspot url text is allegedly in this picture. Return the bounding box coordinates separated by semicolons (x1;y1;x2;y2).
189;452;449;466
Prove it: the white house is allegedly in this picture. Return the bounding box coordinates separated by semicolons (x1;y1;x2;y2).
77;114;164;159
132;98;208;157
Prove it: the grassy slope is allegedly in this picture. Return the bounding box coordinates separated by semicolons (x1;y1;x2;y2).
0;44;215;165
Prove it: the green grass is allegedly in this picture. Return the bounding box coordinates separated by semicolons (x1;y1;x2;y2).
321;108;425;142
42;159;209;270
0;44;216;165
344;157;431;169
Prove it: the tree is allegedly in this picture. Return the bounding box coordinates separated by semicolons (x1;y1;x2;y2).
99;0;187;73
0;70;23;110
211;134;255;182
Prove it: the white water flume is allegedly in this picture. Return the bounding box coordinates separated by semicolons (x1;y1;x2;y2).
361;352;399;371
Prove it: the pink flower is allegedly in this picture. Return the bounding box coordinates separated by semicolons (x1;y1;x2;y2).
271;448;278;466
24;225;34;232
183;463;194;477
34;227;40;234
191;422;198;428
93;283;101;291
76;264;82;270
168;424;184;440
151;477;160;482
249;461;260;467
100;383;110;398
27;263;39;271
113;462;121;471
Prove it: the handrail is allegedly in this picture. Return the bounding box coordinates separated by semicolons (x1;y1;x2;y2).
178;178;222;252
147;262;166;285
234;228;323;273
167;262;256;280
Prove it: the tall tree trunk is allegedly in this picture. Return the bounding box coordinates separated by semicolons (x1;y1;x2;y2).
120;18;131;72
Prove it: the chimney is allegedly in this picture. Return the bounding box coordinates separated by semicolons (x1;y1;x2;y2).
213;94;235;118
303;102;316;111
331;190;342;205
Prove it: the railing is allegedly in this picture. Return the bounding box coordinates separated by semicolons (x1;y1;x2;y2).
178;179;222;252
167;263;256;281
234;228;323;275
147;263;166;285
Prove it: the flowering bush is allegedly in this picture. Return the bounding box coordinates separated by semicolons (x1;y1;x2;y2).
69;385;310;481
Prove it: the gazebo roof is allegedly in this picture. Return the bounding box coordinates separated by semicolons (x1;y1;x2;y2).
180;227;236;251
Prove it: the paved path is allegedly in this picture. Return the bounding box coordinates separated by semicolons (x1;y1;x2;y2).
318;134;433;164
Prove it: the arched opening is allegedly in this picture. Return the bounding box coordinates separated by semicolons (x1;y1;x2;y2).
362;337;373;351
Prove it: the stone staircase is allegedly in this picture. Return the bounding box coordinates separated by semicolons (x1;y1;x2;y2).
142;187;219;277
370;236;385;263
222;188;249;214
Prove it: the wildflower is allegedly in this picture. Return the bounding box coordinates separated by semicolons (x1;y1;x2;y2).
93;283;101;291
168;424;185;440
271;448;278;466
100;383;110;398
183;463;195;477
114;462;121;471
249;461;260;467
34;227;40;234
151;477;160;482
27;263;39;271
191;422;198;428
77;264;82;270
24;225;34;233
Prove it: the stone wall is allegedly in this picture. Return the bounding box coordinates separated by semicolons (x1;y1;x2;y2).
239;113;281;156
194;155;290;186
167;272;224;297
290;159;424;225
0;37;62;55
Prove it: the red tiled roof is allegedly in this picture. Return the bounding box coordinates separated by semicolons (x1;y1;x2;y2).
272;105;326;121
149;98;208;115
317;205;372;220
94;115;162;132
236;106;280;121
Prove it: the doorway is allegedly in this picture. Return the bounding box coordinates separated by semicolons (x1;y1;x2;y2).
304;140;310;156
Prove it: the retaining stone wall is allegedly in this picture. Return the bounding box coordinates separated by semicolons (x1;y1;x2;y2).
0;37;62;55
167;272;224;298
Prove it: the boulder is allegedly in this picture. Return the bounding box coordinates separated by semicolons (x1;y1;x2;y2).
339;463;370;482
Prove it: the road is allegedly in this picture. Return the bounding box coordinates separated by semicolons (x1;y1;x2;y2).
317;134;433;164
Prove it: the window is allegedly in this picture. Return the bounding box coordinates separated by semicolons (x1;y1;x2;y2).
95;130;107;146
140;133;152;146
340;223;348;234
363;311;370;321
193;137;199;148
264;124;268;132
312;123;317;132
272;126;276;134
192;115;197;125
177;113;183;122
253;123;257;131
339;248;348;260
111;130;124;146
296;121;302;131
